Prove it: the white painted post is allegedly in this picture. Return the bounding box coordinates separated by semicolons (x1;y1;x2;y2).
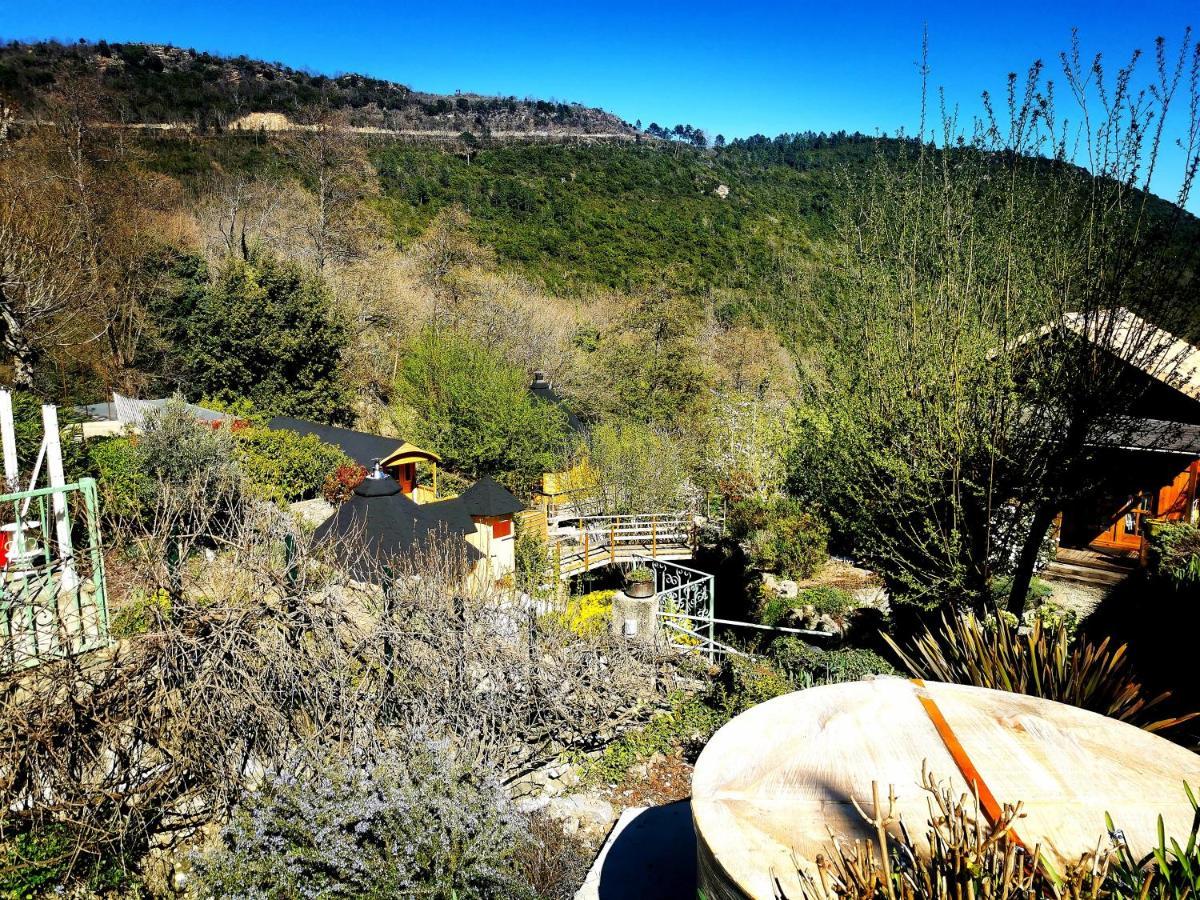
41;405;78;592
0;390;18;489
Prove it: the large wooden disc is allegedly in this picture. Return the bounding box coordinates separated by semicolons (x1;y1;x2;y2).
691;678;1200;900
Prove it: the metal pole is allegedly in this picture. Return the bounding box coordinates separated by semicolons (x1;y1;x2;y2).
42;405;78;592
0;390;17;488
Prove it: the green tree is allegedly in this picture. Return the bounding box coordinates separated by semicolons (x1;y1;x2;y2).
184;254;351;422
587;288;710;429
392;328;567;491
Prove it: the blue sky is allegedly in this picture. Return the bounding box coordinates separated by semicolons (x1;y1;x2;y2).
3;0;1197;208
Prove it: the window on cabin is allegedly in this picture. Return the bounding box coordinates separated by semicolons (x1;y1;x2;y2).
491;518;512;539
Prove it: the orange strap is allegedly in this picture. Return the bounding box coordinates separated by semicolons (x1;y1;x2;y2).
910;679;1028;851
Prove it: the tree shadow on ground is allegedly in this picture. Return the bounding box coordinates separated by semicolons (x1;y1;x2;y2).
1080;574;1200;748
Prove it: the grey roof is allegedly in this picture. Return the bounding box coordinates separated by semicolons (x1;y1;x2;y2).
453;475;524;518
1092;416;1200;455
77;396;231;425
268;417;402;468
312;475;481;582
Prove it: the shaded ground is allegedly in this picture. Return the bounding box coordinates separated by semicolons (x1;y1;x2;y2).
574;801;696;900
1079;575;1200;751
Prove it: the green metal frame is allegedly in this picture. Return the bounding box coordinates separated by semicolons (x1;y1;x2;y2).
1;477;110;672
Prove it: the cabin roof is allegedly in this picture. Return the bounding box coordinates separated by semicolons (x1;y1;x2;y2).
1013;308;1200;404
1094;416;1200;456
312;475;480;581
453;475;524;518
1062;308;1200;404
77;394;231;426
267;417;419;469
380;441;442;467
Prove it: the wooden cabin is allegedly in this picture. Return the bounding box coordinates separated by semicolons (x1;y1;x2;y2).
1048;310;1200;558
268;417;442;502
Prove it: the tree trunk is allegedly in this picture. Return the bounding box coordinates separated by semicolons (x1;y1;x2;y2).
0;301;36;390
1006;501;1060;616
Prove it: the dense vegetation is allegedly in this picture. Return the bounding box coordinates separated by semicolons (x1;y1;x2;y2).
0;39;632;133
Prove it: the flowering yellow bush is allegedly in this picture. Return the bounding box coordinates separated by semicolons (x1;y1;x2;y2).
557;590;615;637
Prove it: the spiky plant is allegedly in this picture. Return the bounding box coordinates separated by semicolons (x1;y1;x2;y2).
782;769;1200;900
883;612;1196;733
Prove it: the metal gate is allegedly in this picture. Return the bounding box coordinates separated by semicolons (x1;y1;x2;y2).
1;478;110;672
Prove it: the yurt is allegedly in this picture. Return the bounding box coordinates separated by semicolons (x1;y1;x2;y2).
691;678;1200;900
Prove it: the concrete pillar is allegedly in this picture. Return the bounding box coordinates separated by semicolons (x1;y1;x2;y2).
611;590;659;644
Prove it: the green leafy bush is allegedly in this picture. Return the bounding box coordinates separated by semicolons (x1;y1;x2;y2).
109;588;173;638
575;692;722;786
770;638;897;684
0;823;136;899
730;496;828;580
718;654;795;714
183;254;351;422
551;590;615;638
393;328;567;491
233;425;349;503
761;585;856;626
89;437;153;520
1147;521;1200;591
989;574;1054;606
195;742;533;900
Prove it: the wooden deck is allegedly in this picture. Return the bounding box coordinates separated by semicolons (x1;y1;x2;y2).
1043;545;1138;588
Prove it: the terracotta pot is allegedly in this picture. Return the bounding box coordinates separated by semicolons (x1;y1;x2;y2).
625;578;655;598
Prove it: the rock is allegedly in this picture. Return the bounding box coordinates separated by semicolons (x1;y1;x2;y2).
714;184;730;199
777;579;799;599
543;793;617;843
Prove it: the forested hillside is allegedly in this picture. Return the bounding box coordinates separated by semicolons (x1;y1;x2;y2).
0;38;637;134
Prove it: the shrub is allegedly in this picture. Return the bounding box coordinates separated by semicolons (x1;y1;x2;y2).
89;437;153;520
770;638;897;684
719;654;795;714
801;585;856;616
885;612;1196;732
194;741;533;900
109;588;172;638
554;590;615;638
233;425;348;504
514;524;554;602
393;328;568;491
183;254;351;422
1147;521;1200;591
575;692;722;786
761;585;856;627
989;574;1054;606
0;823;137;899
320;462;368;503
730;496;828;580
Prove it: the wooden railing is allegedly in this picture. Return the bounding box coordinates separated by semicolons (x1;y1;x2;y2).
549;512;696;579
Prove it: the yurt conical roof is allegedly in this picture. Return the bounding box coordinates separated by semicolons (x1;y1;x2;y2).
691;679;1200;900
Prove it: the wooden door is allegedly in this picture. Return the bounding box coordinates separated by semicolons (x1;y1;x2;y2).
1101;491;1154;549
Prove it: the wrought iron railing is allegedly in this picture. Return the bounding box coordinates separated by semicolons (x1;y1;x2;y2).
1;478;110;672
